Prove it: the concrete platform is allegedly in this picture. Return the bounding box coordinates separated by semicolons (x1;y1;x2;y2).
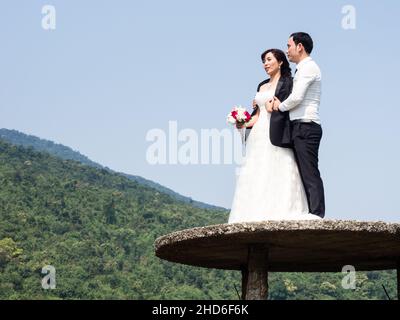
154;220;400;299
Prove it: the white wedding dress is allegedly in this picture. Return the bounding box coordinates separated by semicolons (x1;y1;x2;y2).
228;88;313;223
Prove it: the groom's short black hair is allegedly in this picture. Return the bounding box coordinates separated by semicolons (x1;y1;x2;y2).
290;32;313;54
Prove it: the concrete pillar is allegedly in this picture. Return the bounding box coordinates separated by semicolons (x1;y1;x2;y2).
241;244;269;300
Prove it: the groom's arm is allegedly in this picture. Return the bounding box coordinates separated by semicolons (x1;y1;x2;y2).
278;65;318;112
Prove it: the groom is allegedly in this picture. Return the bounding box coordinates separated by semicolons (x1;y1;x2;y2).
270;32;325;218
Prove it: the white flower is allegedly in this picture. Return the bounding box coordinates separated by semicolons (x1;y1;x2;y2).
227;114;236;124
226;105;249;125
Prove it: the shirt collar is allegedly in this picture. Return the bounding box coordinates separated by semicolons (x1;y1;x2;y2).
296;56;312;70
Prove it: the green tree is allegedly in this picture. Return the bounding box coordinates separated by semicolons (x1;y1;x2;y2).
0;238;23;268
104;198;117;224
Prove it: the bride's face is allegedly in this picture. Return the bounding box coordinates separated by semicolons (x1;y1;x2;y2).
263;52;282;76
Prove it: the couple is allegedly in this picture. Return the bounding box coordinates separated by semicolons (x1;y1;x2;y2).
228;32;325;223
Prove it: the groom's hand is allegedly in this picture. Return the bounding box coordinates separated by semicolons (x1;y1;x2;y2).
272;97;281;111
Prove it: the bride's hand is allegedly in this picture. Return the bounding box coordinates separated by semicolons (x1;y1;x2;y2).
272;97;281;111
266;99;274;113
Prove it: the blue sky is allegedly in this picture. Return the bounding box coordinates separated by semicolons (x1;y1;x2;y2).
1;0;399;222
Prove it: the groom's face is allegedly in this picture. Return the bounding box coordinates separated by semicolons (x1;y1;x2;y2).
287;37;300;63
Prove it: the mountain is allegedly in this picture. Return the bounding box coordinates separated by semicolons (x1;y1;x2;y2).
0;128;227;211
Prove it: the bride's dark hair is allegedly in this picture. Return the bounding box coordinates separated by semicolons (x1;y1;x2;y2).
261;49;292;78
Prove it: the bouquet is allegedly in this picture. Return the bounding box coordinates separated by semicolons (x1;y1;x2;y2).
226;105;251;127
227;105;251;156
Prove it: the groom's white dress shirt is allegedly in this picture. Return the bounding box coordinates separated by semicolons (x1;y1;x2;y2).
278;56;321;125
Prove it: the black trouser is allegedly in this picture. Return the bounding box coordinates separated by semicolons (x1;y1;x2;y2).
291;121;325;218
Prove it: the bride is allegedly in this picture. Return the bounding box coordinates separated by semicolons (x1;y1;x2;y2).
228;48;321;223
